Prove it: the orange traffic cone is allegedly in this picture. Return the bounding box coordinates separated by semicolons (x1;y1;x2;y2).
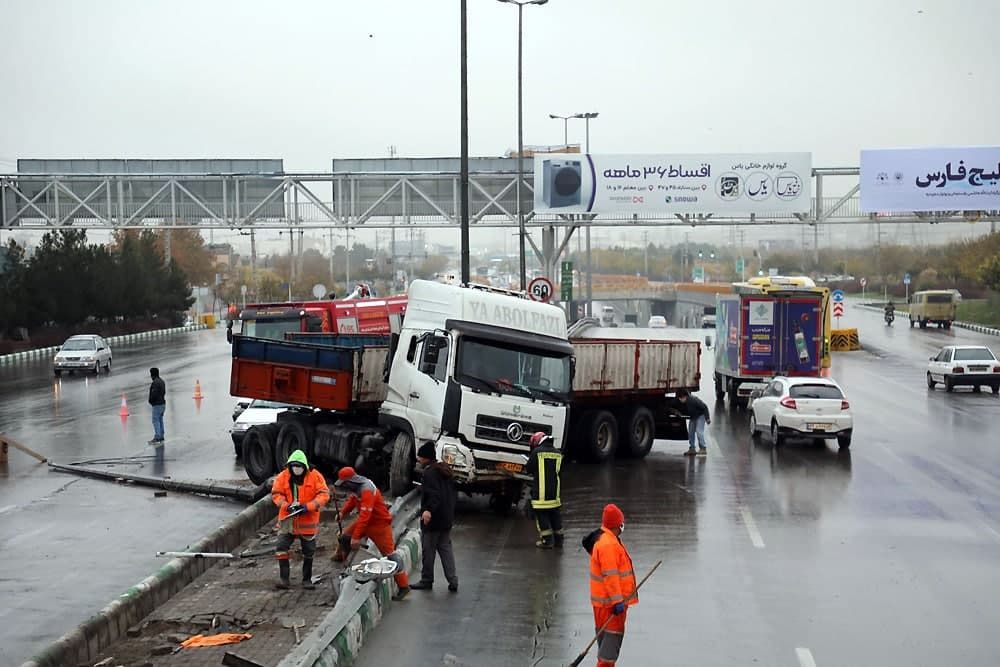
119;394;130;417
193;380;204;400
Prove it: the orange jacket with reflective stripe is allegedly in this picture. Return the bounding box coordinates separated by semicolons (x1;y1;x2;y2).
589;527;638;609
339;479;392;539
271;469;330;537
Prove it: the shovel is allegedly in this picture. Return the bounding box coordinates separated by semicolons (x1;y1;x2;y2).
280;616;305;644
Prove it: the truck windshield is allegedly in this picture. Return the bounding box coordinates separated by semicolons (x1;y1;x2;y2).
455;338;571;401
241;318;301;341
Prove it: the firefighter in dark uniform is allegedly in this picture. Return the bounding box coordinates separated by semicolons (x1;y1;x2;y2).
527;431;564;549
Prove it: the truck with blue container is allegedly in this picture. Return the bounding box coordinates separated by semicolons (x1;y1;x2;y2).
228;279;700;508
713;280;828;408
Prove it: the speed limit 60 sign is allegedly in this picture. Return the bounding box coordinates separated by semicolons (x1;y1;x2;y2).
527;277;554;303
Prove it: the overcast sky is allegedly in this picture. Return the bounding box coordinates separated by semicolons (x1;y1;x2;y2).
2;0;997;171
1;0;997;253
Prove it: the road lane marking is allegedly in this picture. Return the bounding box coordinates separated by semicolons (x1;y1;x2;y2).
796;647;817;667
739;505;765;549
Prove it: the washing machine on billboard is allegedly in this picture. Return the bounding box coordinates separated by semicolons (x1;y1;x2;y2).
542;159;582;208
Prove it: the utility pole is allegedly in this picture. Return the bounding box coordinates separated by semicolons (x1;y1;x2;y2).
643;230;649;277
459;0;470;285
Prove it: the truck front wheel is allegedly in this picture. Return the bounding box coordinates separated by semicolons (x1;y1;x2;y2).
244;424;279;485
714;374;725;402
580;410;619;463
620;406;655;459
275;419;314;471
389;431;415;496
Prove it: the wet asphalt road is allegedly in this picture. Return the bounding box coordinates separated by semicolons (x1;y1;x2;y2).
0;327;246;666
1;311;999;666
356;307;1000;667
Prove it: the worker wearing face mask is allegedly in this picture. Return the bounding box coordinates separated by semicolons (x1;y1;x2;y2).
271;450;330;590
588;504;637;667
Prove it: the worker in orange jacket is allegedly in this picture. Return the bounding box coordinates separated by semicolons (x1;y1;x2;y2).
335;466;410;600
271;449;330;590
589;503;637;666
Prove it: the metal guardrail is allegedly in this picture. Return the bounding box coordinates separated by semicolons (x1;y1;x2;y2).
0;324;207;365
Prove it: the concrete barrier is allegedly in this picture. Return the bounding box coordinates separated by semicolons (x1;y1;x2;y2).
0;324;208;366
276;525;422;667
831;327;862;351
21;488;421;667
21;495;277;667
856;303;1000;338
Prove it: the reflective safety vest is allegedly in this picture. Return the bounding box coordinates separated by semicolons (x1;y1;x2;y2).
589;528;638;609
271;469;330;537
527;445;562;510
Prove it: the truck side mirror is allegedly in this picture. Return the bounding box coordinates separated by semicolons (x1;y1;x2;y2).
226;321;233;344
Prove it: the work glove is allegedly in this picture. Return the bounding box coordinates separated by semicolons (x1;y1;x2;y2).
612;602;626;616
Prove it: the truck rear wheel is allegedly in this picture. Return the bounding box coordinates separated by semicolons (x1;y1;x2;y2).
389;431;415;496
620;406;655;459
275;419;314;471
243;424;278;485
714;373;725;401
580;410;619;463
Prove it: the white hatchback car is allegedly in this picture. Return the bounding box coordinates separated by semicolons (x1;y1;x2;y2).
53;335;112;376
927;345;1000;393
749;376;853;448
647;315;667;328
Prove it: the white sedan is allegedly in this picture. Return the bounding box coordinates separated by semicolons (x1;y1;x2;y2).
53;335;112;376
927;345;1000;393
748;376;853;448
230;399;299;457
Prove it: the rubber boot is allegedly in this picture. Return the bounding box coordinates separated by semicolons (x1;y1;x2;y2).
276;559;291;590
553;533;564;549
535;536;554;549
302;558;315;589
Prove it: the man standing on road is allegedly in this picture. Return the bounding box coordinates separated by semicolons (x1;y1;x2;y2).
676;388;710;456
271;449;330;590
589;503;637;667
410;443;459;593
147;367;166;444
335;466;411;600
527;431;564;549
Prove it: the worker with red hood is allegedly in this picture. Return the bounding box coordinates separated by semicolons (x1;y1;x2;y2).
335;466;411;600
589;503;637;666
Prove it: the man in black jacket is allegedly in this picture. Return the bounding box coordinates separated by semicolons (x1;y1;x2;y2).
676;388;710;456
410;442;458;592
148;367;166;445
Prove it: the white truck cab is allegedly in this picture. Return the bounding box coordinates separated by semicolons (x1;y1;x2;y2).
380;280;572;497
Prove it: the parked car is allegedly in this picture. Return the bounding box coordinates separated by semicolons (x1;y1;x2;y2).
647;315;667;328
927;345;1000;393
53;335;112;376
748;376;853;448
230;399;300;457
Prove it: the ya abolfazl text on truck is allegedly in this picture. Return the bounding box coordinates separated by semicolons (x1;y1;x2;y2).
228;280;699;506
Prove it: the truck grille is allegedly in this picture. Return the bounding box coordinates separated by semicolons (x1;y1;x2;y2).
475;415;550;446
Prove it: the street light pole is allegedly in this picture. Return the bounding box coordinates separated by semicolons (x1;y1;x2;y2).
574;112;598;317
460;0;470;285
499;0;548;291
548;113;571;149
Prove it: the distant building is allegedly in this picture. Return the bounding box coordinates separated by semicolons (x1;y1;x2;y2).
207;243;233;268
506;144;581;157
